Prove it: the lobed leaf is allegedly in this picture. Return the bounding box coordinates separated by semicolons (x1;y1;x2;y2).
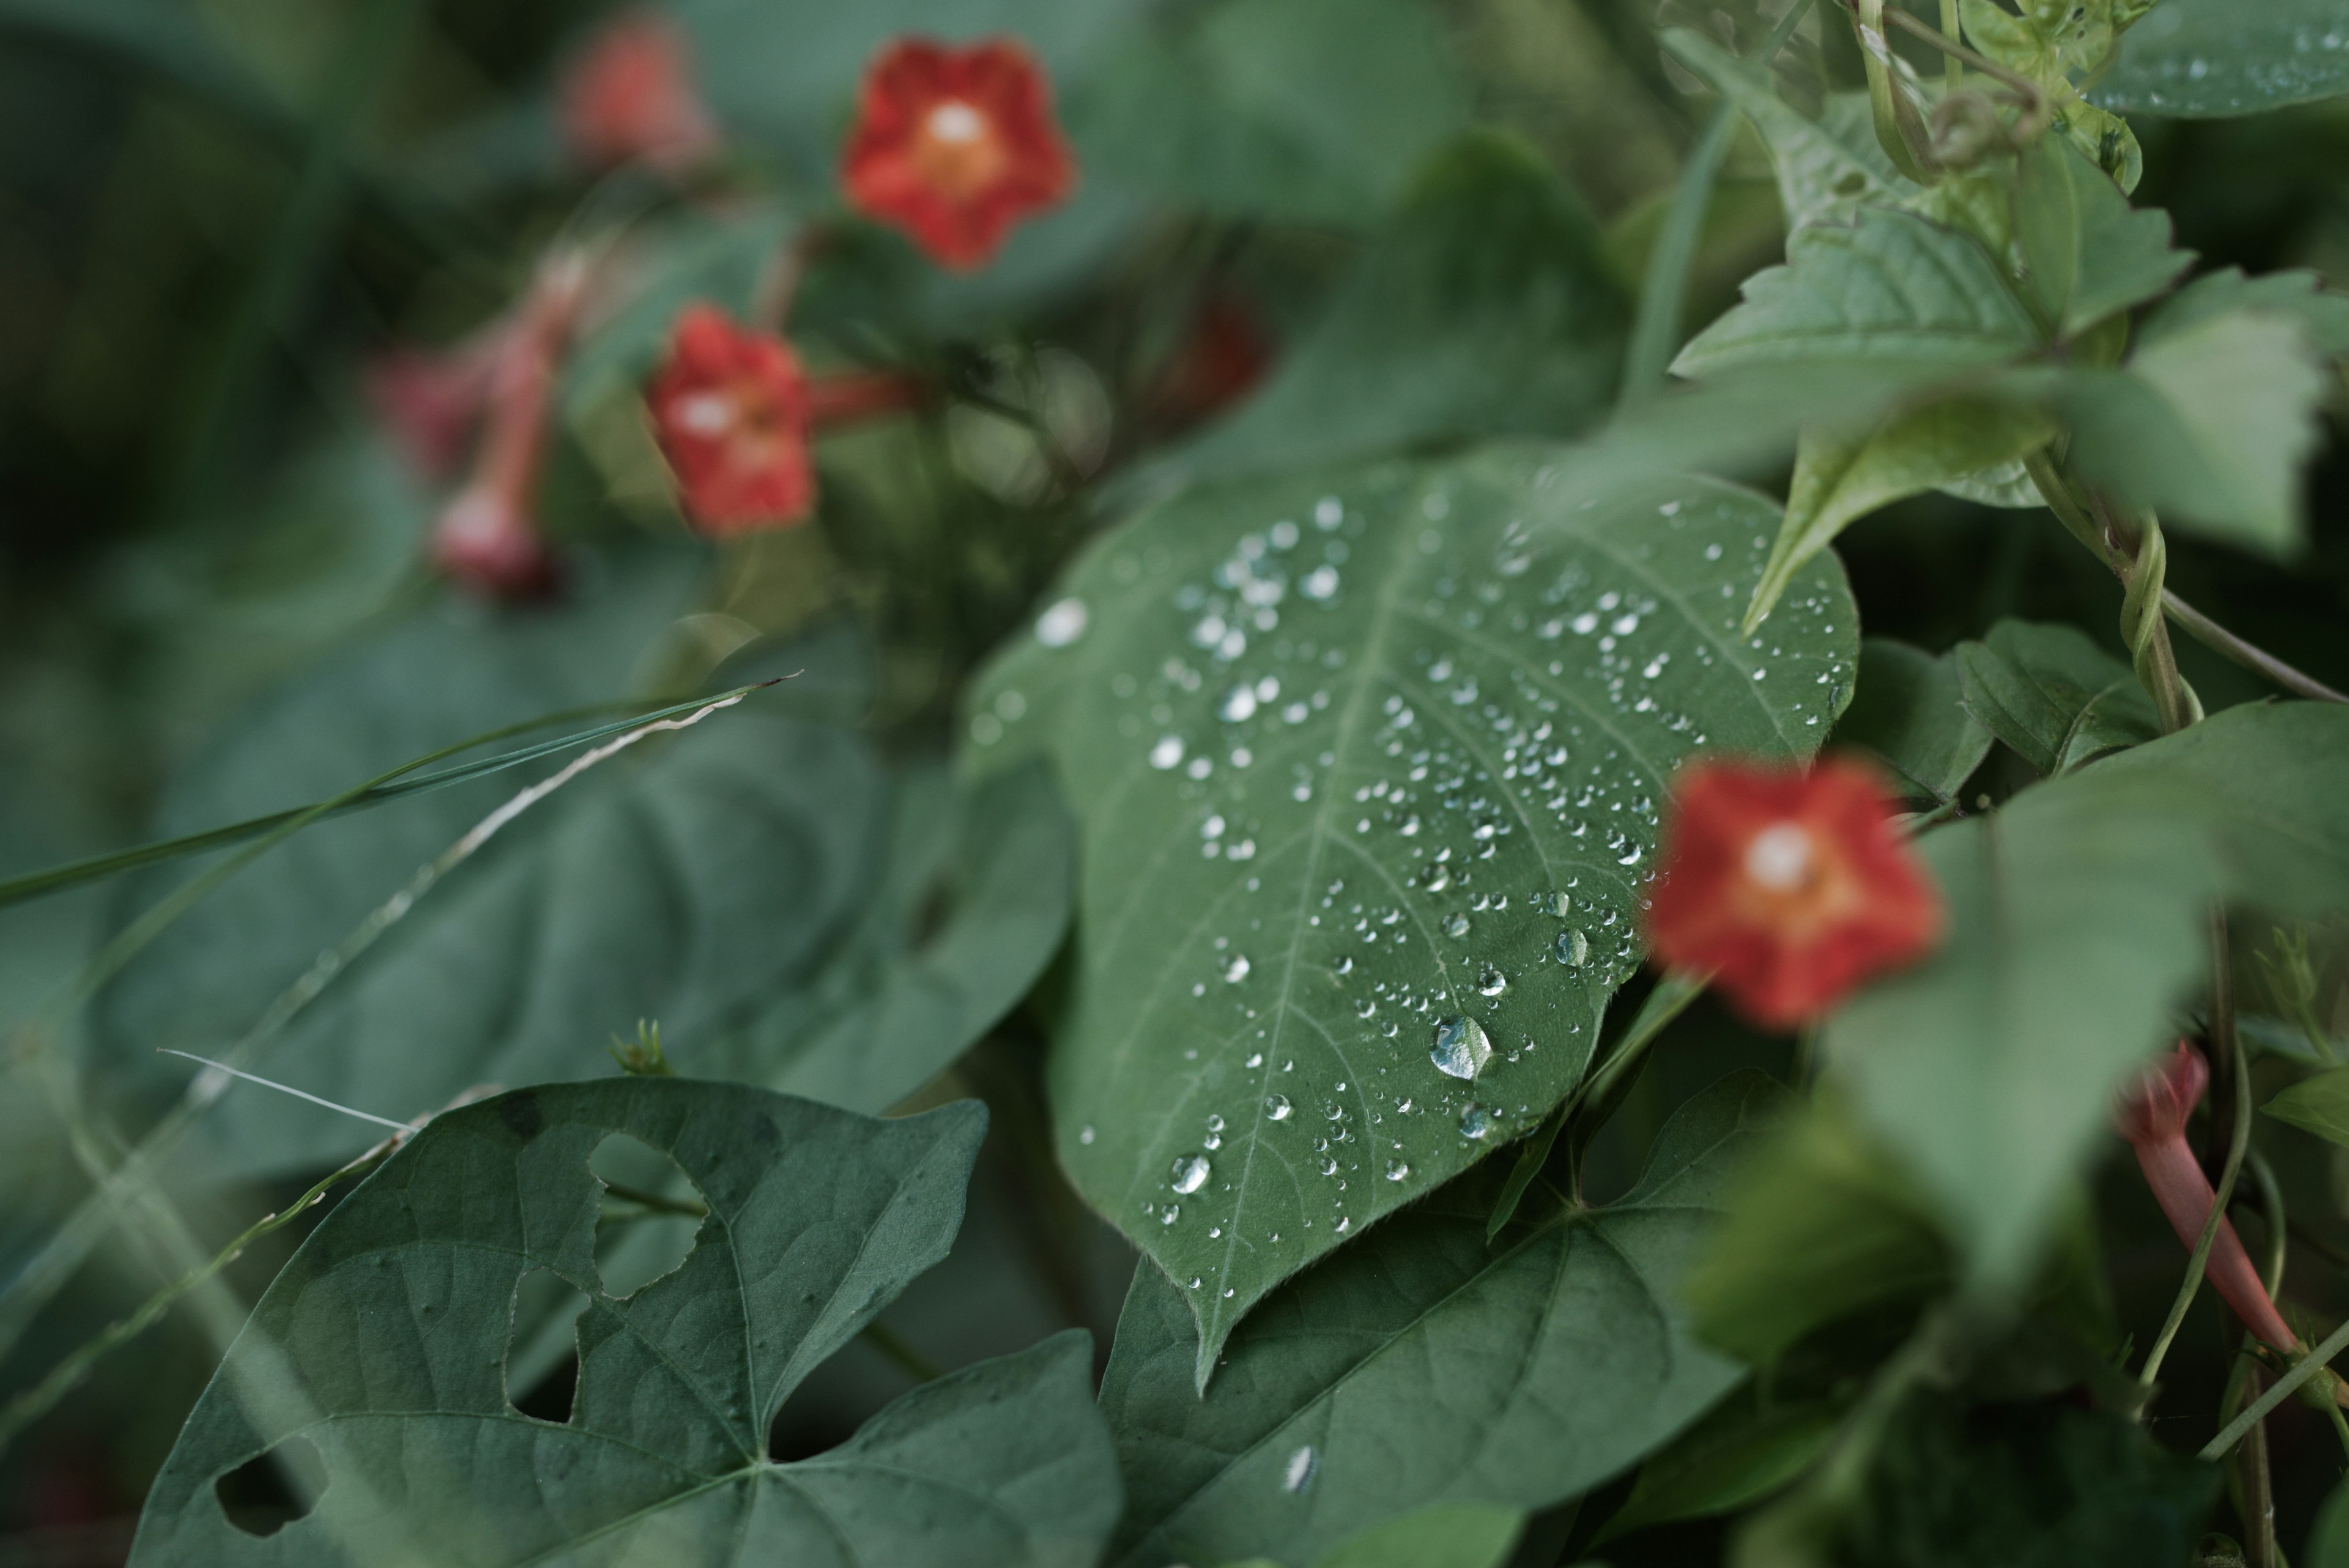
971;448;1855;1381
2011;135;2193;339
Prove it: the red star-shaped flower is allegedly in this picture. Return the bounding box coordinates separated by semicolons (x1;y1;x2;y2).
841;37;1075;270
560;10;720;174
646;305;815;535
1643;756;1943;1028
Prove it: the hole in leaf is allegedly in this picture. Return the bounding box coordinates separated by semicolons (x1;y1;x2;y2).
505;1267;592;1422
214;1435;327;1537
589;1133;706;1299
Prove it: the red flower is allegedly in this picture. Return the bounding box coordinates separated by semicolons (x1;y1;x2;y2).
2118;1043;2299;1353
647;305;815;535
1644;756;1942;1028
841;37;1075;270
560;10;720;174
1151;294;1276;429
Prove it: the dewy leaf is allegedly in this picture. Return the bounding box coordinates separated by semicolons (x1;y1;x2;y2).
1746;398;2055;630
2011;134;2193;338
1671;208;2040;378
2060;307;2329;557
1824;772;2225;1291
2263;1065;2349;1148
1096;1072;1789;1568
1835;639;1995;804
1128;133;1626;497
89;600;896;1181
1661;32;1911;232
128;1080;1124;1566
1955;620;2156;778
2098;0;2349;117
969;450;1856;1380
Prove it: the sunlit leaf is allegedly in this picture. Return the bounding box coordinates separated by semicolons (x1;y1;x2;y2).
1097;1072;1787;1567
127;1080;1123;1566
971;449;1855;1377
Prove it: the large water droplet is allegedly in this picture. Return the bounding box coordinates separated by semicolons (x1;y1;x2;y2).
1283;1445;1319;1494
1220;687;1259;723
1385;1159;1411;1182
1558;930;1589;966
1429;1016;1491;1080
1034;597;1088;647
1160;1205;1181;1225
1223;954;1252;983
1476;967;1507;997
1443;913;1471;939
1265;1094;1293;1121
1149;736;1184;770
1459;1104;1494;1140
1171;1154;1211;1194
1301;565;1340;600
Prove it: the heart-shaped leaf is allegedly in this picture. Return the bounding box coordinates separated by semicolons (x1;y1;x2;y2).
128;1079;1122;1566
970;447;1855;1378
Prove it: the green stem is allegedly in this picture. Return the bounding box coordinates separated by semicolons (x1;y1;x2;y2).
2248;1150;2287;1301
1939;0;1962;88
859;1321;944;1384
2137;915;2250;1402
2204;1313;2349;1462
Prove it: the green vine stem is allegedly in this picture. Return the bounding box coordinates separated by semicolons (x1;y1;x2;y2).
2205;1312;2349;1462
2109;502;2203;733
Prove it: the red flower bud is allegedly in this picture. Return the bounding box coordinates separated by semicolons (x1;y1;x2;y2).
1151;295;1276;429
560;10;721;174
430;483;554;596
646;305;815;535
365;333;503;478
841;37;1075;270
1642;756;1942;1028
2117;1042;2298;1353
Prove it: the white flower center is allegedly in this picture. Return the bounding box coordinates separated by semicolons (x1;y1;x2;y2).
1743;823;1815;891
675;391;735;437
926;100;986;144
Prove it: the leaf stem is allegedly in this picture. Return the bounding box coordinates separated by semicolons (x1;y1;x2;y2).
2137;916;2251;1402
859;1321;943;1383
2203;1313;2349;1462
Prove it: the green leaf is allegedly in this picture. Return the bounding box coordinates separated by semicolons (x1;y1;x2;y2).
2011;135;2192;338
1072;0;1469;223
1825;756;2243;1289
1835;639;1995;804
1660;33;1909;232
2263;1065;2349;1146
2060;307;2329;556
1097;1072;1788;1568
1682;1094;1952;1366
2142;266;2349;357
1131;133;1627;496
1591;1395;1840;1547
1307;1504;1526;1568
89;585;898;1180
1746;398;2055;631
705;759;1075;1113
1954;620;2156;778
1842;1394;2217;1568
2098;0;2349;117
2312;1473;2349;1567
128;1080;1123;1565
971;450;1856;1378
1671;209;2040;379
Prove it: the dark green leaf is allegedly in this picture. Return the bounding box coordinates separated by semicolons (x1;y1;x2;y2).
1671;209;2039;378
2311;1473;2349;1566
130;1080;1122;1565
971;451;1855;1378
1836;639;1994;803
1955;620;2156;777
2098;0;2349;117
1590;1396;1839;1546
2011;135;2192;338
1098;1073;1788;1568
2263;1065;2349;1146
1302;1503;1524;1568
1682;1094;1951;1366
1842;1395;2217;1568
1128;133;1627;496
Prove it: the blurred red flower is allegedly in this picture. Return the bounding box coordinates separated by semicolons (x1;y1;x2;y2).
365;332;505;479
1151;294;1276;429
647;305;815;535
560;10;720;174
841;37;1075;270
1644;756;1942;1028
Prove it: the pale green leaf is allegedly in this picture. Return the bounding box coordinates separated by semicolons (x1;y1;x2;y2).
1129;133;1625;497
1834;639;1994;804
128;1081;1123;1566
1746;399;2055;631
1671;209;2039;378
2098;0;2349;116
1661;32;1909;231
1098;1073;1787;1568
2011;134;2192;338
970;451;1855;1380
2263;1065;2349;1146
1955;620;2156;777
2061;308;2328;556
2142;267;2349;357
